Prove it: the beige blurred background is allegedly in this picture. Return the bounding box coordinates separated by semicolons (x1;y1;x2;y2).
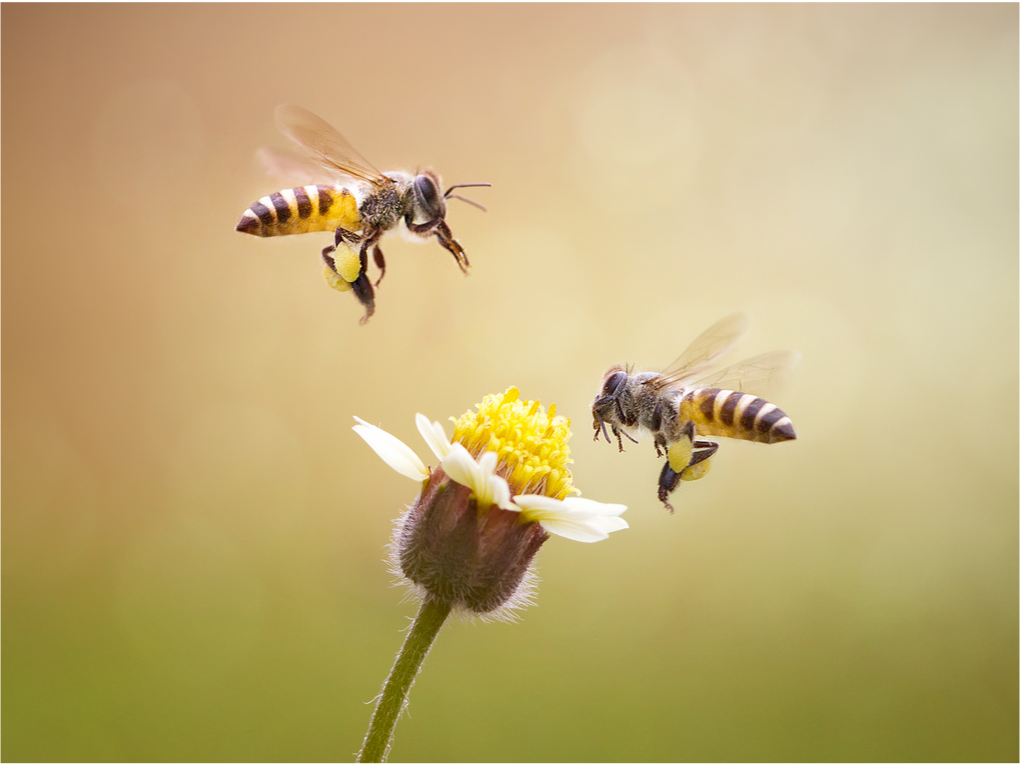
2;3;1017;762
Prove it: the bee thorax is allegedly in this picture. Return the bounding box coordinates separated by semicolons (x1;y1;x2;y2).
633;386;687;442
358;185;405;230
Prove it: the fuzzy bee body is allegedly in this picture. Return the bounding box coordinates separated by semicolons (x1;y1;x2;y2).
236;184;360;238
592;313;799;512
681;387;795;445
236;105;488;324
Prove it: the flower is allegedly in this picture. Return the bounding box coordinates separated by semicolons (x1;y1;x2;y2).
353;387;628;615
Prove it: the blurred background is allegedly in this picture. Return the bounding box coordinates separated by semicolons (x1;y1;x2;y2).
2;4;1017;762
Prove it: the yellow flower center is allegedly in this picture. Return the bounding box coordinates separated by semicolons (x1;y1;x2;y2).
451;387;575;501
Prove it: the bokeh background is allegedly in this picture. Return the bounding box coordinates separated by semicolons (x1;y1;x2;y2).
3;3;1017;762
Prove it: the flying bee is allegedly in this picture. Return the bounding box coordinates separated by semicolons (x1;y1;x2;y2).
236;104;489;324
591;313;799;513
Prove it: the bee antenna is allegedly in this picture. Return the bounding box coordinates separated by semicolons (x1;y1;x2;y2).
445;182;491;193
446;194;488;213
444;182;491;212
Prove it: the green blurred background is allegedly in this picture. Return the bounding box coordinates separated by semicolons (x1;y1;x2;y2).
3;3;1017;762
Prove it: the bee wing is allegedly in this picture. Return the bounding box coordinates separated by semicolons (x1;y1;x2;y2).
255;145;347;186
658;312;752;387
690;349;801;403
274;104;388;187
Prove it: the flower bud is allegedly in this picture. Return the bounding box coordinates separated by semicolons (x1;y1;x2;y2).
396;470;548;614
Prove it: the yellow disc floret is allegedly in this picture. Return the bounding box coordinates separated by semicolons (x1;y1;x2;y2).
451;387;576;501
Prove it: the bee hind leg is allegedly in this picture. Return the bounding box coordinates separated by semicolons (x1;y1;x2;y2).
657;449;717;513
334;225;361;248
372;245;386;287
351;272;376;325
321;244;339;274
657;463;682;513
682;440;718;482
322;227;363;274
657;423;719;512
327;255;376;325
322;237;375;324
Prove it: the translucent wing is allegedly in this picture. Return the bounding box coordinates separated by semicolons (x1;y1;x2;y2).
690;349;801;403
255;145;344;185
658;312;752;387
274;104;387;187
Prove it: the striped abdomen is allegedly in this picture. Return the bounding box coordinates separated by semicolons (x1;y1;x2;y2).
682;388;796;444
236;185;361;237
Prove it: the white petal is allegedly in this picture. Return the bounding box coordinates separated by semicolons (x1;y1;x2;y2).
415;413;452;461
440;445;518;511
477;450;499;478
514;494;629;542
535;516;618;543
483;463;517;511
439;442;481;491
353;417;429;482
588;515;630;534
512;494;566;514
474;452;518;510
518;495;628;518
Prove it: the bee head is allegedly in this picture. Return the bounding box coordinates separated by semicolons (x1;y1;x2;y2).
592;366;629;441
412;171;446;224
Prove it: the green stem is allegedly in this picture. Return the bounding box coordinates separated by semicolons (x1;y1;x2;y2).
356;597;452;763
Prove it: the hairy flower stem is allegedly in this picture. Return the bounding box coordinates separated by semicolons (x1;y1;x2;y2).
357;598;452;763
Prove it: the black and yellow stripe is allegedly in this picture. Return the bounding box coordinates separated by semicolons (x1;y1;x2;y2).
236;184;360;237
683;388;796;444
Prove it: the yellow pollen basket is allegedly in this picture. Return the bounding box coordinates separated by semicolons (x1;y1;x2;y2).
322;244;363;292
451;387;575;500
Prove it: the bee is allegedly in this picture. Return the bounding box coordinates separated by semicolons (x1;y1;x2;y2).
236;104;489;324
591;313;799;512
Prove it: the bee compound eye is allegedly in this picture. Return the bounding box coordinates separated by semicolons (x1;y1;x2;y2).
413;174;443;219
603;371;626;396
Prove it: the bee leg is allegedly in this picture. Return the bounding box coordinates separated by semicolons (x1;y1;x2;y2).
334;226;360;248
689;440;718;466
406;215;467;270
657;422;698;513
654;434;669;458
655;442;719;511
351;271;376;325
406;216;440;234
321;244;339;274
682;440;719;482
431;220;470;273
342;238;376;324
323;234;375;322
323;231;362;274
612;426;637;452
372;245;386;287
657;463;681;513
